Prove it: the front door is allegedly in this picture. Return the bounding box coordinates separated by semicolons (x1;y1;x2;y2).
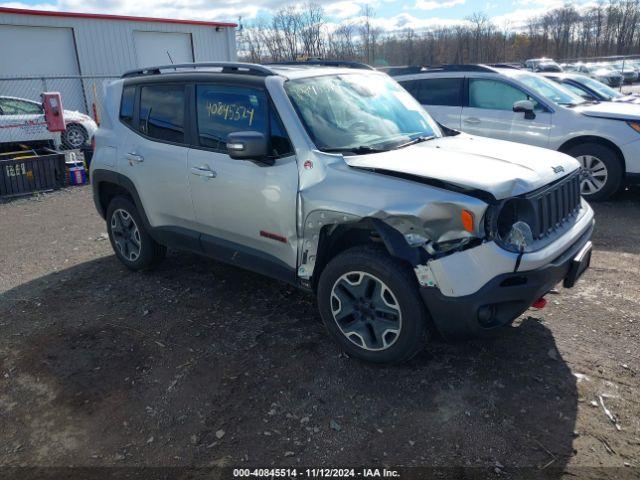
187;83;299;274
461;78;552;148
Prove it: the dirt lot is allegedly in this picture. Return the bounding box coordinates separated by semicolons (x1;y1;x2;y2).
1;186;639;478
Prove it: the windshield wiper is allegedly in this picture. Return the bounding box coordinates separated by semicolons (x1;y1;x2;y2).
390;135;435;150
319;145;389;155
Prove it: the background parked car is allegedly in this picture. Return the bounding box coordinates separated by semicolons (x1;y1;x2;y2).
607;61;639;84
0;95;97;149
524;58;560;71
534;60;562;72
0;95;60;148
541;72;640;104
573;63;623;87
393;65;640;200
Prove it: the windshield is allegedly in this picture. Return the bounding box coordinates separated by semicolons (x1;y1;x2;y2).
284;74;440;153
516;73;587;106
577;75;622;99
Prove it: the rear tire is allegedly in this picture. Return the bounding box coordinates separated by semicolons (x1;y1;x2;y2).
106;196;165;271
565;142;623;201
317;245;428;364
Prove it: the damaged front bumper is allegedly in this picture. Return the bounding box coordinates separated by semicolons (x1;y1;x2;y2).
418;209;595;340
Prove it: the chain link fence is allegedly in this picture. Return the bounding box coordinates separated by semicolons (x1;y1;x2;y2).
0;75;118;151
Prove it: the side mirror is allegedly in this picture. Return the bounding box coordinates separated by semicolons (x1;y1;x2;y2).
227;131;271;164
513;99;536;120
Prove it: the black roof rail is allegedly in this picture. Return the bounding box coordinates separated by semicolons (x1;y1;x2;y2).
379;66;424;76
388;64;500;76
266;60;375;70
486;63;522;69
121;62;276;78
438;64;498;72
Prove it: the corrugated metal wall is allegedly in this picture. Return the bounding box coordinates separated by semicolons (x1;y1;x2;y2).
0;12;236;113
0;12;236;76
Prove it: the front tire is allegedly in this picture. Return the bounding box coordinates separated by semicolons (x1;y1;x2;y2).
565;142;623;201
106;196;165;271
317;246;428;364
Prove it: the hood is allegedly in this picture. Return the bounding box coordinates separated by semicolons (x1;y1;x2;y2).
344;134;580;200
63;109;92;121
574;101;640;120
613;94;640;104
594;68;620;76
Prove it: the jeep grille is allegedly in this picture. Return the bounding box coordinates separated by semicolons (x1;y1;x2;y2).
527;170;582;239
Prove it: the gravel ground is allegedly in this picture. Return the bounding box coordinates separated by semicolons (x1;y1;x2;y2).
0;185;639;478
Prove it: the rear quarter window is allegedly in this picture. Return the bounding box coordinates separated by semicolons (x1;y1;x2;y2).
119;86;135;127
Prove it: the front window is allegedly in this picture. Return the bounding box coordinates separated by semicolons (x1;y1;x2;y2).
468;79;536;110
515;73;586;106
284;74;440;153
195;84;292;157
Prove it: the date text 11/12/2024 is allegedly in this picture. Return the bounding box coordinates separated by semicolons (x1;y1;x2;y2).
233;468;401;478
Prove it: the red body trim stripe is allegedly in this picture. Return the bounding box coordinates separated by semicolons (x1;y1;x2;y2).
0;121;48;129
259;230;288;244
0;7;237;28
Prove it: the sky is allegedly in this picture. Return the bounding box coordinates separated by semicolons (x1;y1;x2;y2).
0;0;595;31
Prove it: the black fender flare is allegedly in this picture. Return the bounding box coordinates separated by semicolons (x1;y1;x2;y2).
92;169;153;234
370;218;424;267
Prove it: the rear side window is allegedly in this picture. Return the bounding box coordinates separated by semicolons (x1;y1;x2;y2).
138;84;185;143
412;78;463;106
120;86;135;127
400;79;419;97
0;98;43;115
196;84;268;152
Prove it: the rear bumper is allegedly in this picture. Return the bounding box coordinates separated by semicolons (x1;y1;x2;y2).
420;220;594;340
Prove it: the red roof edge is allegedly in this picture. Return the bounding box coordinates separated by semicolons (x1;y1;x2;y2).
0;7;237;28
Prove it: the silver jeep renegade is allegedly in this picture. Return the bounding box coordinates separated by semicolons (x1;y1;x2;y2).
91;61;594;364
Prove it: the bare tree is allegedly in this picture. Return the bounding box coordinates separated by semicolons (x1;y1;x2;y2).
240;0;640;66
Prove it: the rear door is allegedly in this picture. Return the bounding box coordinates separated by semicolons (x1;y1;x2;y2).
117;83;196;230
461;77;552;148
399;77;462;130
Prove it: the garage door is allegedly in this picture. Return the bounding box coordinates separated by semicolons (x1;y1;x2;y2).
0;25;85;112
134;31;194;68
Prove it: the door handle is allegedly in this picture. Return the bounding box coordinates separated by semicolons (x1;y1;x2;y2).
126;152;144;164
190;166;217;178
463;117;481;125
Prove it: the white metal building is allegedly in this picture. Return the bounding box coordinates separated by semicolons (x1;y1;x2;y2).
0;7;237;113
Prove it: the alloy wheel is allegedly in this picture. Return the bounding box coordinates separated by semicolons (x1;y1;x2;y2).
64;125;86;149
577;155;608;195
330;271;402;351
110;209;141;262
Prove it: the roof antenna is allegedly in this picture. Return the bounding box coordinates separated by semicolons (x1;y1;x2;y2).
167;51;176;71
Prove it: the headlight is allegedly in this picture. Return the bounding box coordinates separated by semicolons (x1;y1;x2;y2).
627;121;640;134
485;198;537;252
505;221;534;250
